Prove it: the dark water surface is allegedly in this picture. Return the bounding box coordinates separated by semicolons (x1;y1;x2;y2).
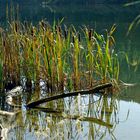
0;1;140;140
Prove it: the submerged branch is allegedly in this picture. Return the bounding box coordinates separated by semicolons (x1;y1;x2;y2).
27;83;112;108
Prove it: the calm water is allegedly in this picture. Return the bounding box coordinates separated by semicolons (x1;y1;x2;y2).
0;1;140;140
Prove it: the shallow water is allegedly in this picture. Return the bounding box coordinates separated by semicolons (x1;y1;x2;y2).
0;1;140;140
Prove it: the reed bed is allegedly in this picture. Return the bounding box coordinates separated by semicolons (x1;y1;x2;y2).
0;21;119;92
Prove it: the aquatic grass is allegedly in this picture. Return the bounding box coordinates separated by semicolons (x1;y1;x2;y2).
71;26;81;89
0;20;120;92
83;27;95;87
1;31;20;86
0;62;3;90
93;25;119;82
55;25;64;90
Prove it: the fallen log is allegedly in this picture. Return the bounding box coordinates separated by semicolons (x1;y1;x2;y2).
27;83;112;108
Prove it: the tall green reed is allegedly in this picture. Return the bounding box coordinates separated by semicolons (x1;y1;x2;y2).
0;20;120;92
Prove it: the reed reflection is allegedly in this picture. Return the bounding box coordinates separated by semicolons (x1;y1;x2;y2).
0;92;122;140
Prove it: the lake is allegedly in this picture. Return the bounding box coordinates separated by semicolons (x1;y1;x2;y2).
0;1;140;140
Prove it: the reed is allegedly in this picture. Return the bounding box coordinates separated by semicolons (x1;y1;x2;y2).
0;20;120;92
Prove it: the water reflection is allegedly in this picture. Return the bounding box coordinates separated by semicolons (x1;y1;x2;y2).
0;92;122;140
0;81;139;139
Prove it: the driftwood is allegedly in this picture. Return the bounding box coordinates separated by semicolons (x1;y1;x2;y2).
27;83;112;108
